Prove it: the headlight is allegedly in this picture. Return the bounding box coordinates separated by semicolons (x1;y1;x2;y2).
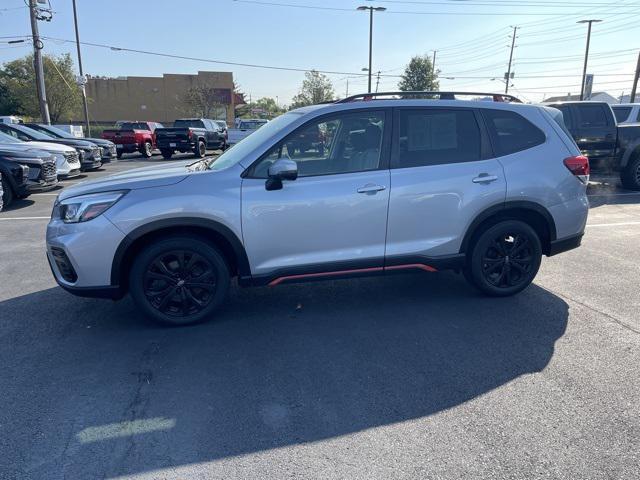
53;190;127;223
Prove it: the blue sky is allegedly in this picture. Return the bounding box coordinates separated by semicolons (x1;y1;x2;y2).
1;0;638;104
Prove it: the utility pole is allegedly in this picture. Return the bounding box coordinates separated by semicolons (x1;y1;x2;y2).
72;0;91;136
29;0;50;124
505;26;518;95
578;19;602;101
432;50;437;76
346;79;349;97
375;71;381;93
357;5;386;93
630;51;640;103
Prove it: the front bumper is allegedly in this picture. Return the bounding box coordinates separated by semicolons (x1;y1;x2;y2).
79;151;103;170
46;215;127;292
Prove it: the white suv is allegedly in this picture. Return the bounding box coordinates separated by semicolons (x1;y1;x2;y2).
46;92;589;325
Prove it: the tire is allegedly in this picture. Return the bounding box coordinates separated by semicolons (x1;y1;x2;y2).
129;236;230;326
141;141;153;158
161;149;173;160
116;151;123;159
465;220;542;297
193;140;206;158
620;155;640;190
1;177;14;208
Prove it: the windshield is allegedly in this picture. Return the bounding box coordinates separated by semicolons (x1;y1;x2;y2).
0;131;20;143
12;124;55;141
120;122;150;130
208;112;302;171
174;119;205;128
239;120;267;130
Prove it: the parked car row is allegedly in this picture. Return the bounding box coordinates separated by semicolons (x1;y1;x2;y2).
0;122;117;210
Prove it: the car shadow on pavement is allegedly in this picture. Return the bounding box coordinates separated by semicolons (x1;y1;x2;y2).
0;272;568;479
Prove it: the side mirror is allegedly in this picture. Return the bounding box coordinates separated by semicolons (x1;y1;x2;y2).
266;159;298;191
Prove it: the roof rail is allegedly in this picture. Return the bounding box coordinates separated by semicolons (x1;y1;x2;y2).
336;91;523;104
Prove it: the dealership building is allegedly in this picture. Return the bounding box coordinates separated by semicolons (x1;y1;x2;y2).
80;70;237;125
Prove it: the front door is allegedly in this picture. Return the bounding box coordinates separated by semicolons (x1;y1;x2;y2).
241;109;391;283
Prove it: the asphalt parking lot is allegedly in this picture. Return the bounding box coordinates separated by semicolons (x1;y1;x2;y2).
1;158;639;479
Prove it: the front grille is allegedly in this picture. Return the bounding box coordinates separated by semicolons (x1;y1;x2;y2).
28;166;41;181
41;161;57;180
91;146;101;159
64;151;80;165
50;247;78;283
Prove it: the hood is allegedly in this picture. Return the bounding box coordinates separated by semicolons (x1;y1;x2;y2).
58;159;195;200
84;137;114;147
18;140;76;154
37;138;96;150
0;145;51;165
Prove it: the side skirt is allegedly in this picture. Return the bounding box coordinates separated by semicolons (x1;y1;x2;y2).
248;254;466;287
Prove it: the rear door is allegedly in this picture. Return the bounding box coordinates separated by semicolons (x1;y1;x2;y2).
385;107;506;266
573;103;617;163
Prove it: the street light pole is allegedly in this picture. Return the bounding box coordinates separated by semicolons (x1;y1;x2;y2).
72;0;91;136
578;19;602;101
357;5;386;93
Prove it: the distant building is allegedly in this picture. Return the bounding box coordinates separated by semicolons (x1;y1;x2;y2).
78;71;236;125
543;91;618;104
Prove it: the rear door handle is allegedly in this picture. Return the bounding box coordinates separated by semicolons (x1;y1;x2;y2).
472;174;499;184
357;184;386;194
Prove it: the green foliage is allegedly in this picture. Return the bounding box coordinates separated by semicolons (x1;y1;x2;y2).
0;53;82;123
398;55;439;92
290;70;335;109
181;83;226;119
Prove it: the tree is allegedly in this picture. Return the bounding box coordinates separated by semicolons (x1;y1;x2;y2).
398;55;439;92
290;70;334;108
0;53;82;122
182;83;227;118
254;97;284;117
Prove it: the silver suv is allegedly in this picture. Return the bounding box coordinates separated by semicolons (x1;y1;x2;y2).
47;92;589;325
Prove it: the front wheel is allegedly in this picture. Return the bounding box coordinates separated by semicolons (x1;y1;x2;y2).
116;151;123;159
160;149;173;160
141;141;153;158
1;177;14;208
193;140;206;158
620;155;640;190
129;236;230;326
465;220;542;297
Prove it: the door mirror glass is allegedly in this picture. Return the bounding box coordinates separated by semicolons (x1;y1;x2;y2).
266;159;298;190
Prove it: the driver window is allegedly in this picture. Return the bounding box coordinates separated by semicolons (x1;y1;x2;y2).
250;111;385;178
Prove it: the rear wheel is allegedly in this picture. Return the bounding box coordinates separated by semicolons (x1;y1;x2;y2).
141;141;153;158
129;236;230;326
1;177;14;208
465;220;542;297
161;149;173;160
620;155;640;190
193;140;206;158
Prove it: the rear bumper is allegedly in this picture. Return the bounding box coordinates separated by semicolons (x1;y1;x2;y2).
548;233;583;256
157;139;195;151
115;143;141;154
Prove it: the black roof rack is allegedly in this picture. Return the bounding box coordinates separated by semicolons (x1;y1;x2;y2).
336;91;522;104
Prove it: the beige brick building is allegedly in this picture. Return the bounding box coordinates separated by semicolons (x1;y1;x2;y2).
81;71;235;125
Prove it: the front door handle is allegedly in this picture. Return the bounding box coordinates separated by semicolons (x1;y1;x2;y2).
472;174;499;184
357;184;386;194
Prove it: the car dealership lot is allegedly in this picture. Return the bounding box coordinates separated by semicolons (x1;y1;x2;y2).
1;163;639;479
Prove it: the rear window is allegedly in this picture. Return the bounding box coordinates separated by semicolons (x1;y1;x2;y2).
482;109;546;157
174;119;205;128
395;108;481;167
612;106;632;123
120;122;150;130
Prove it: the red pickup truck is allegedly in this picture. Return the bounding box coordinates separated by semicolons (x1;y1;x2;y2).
102;121;164;158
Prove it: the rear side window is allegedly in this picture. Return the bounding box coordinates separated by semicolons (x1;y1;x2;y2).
482;109;546;157
576;104;609;127
612;107;631;123
553;105;574;131
395;109;481;167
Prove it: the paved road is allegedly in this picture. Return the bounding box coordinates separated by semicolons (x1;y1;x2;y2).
1;161;639;479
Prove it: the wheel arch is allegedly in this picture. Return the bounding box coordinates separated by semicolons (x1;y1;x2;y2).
460;201;557;257
621;142;640;168
111;217;251;293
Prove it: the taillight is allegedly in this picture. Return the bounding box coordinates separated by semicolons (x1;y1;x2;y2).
188;130;193;139
563;155;590;184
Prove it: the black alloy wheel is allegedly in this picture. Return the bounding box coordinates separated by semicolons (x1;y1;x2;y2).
621;155;640;191
130;236;230;325
467;220;542;296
